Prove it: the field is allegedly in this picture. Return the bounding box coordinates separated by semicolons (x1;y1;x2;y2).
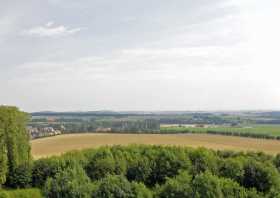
160;124;280;137
31;133;280;158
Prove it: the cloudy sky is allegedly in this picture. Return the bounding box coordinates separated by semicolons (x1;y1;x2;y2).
0;0;280;112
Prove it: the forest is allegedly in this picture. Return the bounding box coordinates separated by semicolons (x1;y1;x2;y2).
2;106;280;197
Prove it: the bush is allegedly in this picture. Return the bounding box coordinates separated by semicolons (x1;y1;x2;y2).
7;164;32;188
32;158;64;187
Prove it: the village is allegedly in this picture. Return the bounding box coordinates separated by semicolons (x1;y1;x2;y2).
27;126;62;139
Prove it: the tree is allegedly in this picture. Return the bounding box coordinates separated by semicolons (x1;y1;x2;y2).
92;175;134;198
219;178;247;198
44;164;92;198
189;148;217;175
32;157;64;187
218;158;244;183
149;148;190;185
127;157;152;184
0;124;7;187
8;163;32;188
242;160;280;193
0;106;31;187
86;156;116;181
192;172;222;198
274;154;280;172
131;182;153;198
156;171;192;198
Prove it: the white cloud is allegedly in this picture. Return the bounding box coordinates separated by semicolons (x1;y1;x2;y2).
22;22;81;37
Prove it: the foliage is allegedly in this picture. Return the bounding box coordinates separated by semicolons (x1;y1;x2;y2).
189;148;218;175
156;171;192;198
0;188;42;198
86;149;116;181
192;172;222;198
242;159;280;193
92;175;152;198
148;148;190;185
0;106;31;187
219;178;247;198
7;163;32;188
218;158;244;183
43;164;92;198
32;157;65;187
92;175;134;198
126;157;152;184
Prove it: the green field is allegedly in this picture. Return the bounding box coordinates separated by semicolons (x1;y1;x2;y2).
160;124;280;139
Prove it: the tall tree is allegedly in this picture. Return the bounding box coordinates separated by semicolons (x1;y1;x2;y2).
0;116;7;186
0;106;31;186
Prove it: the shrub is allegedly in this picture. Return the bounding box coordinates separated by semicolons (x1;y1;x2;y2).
7;163;32;188
32;158;64;187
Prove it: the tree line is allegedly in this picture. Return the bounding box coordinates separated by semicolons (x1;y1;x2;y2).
7;145;280;198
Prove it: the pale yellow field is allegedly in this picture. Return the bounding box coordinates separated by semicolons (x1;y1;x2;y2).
31;133;280;158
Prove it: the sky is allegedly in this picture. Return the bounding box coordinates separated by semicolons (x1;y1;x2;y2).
0;0;280;112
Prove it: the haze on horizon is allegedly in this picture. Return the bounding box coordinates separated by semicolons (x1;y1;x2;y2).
1;0;280;112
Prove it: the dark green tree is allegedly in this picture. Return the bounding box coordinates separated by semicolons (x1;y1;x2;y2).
32;157;64;187
218;158;244;183
127;157;152;184
8;163;32;188
149;148;190;185
86;156;116;181
242;160;280;193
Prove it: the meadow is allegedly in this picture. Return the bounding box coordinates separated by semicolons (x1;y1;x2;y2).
31;133;280;158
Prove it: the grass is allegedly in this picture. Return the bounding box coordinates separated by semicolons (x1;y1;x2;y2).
160;124;280;137
0;188;42;198
31;133;280;158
